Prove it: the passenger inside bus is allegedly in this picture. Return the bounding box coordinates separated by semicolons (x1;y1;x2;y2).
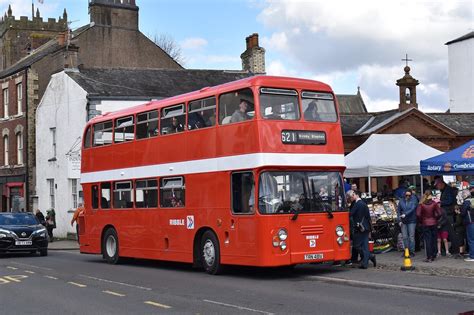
188;112;206;130
170;116;185;133
304;100;321;121
230;99;251;123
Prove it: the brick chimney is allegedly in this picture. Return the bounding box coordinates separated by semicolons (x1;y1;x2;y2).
241;33;265;74
396;66;419;111
89;0;139;30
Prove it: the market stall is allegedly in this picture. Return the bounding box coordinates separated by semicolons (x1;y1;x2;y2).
345;134;442;251
420;139;474;176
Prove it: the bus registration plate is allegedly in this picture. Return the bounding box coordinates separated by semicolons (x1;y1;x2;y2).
15;240;32;246
304;253;324;260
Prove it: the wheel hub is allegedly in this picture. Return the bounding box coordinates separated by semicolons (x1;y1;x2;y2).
203;240;215;266
106;235;116;257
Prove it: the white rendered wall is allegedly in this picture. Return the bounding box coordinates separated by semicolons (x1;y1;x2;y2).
448;38;474;113
36;71;151;238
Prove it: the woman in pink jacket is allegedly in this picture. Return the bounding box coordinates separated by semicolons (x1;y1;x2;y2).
416;190;441;262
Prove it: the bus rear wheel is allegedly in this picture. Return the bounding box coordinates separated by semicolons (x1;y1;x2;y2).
201;231;223;275
102;228;120;264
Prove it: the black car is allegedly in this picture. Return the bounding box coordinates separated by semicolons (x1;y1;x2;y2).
0;212;48;256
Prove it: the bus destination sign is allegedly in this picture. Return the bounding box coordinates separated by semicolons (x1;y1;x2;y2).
281;130;326;145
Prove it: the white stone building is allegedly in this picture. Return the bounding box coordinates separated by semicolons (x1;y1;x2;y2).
446;32;474;113
36;68;253;238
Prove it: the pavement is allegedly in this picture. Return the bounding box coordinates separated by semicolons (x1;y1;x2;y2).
48;239;474;278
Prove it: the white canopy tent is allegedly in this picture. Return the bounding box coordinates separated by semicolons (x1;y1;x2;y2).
344;134;442;193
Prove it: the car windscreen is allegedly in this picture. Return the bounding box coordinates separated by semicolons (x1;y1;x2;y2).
0;214;39;226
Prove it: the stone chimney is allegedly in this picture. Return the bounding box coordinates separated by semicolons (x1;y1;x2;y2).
89;0;139;30
396;66;419;111
241;33;265;74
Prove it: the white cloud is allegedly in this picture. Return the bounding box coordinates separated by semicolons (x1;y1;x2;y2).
181;37;208;50
257;0;471;111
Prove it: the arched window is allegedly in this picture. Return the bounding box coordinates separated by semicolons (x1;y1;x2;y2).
16;132;23;165
3;135;8;166
405;88;411;104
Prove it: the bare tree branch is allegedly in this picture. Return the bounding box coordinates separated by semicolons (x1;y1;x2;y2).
152;33;185;66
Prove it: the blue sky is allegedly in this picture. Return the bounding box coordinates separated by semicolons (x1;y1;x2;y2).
1;0;472;112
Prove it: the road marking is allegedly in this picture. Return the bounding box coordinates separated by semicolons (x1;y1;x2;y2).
0;275;29;284
203;300;274;315
103;290;126;297
10;262;52;271
44;276;58;280
310;276;474;299
68;282;87;288
6;266;18;270
24;270;35;274
79;275;152;291
144;301;172;309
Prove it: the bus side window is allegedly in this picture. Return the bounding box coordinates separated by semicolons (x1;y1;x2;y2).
114;116;134;143
101;182;111;209
160;177;185;208
84;126;91;149
113;181;134;209
93;120;113;146
231;172;254;214
92;185;99;209
136;110;159;139
218;88;254;125
136;179;158;208
161;104;186;135
188;97;216;130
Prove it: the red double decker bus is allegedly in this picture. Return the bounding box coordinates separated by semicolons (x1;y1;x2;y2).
79;75;349;274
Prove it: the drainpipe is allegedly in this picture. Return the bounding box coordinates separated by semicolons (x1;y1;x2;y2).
24;68;29;212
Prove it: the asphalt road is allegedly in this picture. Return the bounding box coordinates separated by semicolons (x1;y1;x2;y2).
0;250;473;315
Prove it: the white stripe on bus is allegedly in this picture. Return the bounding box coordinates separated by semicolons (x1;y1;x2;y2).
81;152;345;184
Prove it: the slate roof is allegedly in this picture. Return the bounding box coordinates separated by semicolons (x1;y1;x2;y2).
341;107;474;136
445;31;474;45
66;68;254;99
428;113;474;136
336;93;367;114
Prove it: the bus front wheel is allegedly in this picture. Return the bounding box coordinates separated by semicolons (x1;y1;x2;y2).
102;228;120;264
201;231;223;275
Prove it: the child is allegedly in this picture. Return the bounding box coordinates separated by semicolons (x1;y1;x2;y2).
437;207;451;257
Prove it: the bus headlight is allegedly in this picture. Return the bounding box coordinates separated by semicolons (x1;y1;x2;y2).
272;235;280;247
278;229;288;241
337;237;344;245
280;241;287;251
335;226;344;237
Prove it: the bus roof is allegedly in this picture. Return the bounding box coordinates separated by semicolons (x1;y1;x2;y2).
87;75;333;125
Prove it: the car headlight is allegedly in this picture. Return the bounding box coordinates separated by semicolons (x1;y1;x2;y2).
335;225;344;237
0;233;6;239
278;229;288;241
0;228;12;238
33;228;47;235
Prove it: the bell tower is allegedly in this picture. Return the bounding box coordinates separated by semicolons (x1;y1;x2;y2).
89;0;139;30
396;54;419;111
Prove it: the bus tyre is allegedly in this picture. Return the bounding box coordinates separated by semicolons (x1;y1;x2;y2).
201;231;223;275
102;228;120;264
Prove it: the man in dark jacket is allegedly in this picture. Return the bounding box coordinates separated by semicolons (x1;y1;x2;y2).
436;178;460;255
347;190;376;269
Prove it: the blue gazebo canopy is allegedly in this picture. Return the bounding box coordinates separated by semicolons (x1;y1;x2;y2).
420;140;474;175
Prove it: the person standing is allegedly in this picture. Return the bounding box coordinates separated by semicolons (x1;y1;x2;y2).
397;188;418;257
45;209;56;242
346;190;376;269
416;190;441;262
460;189;474;262
35;209;46;226
70;203;85;244
436;178;460;255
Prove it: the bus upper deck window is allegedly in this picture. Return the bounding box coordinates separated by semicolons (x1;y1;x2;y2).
84;126;91;148
188;97;216;130
301;91;337;122
93;120;113;146
136;110;159;139
259;88;299;120
114;116;134;143
218;88;254;125
161;104;186;135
